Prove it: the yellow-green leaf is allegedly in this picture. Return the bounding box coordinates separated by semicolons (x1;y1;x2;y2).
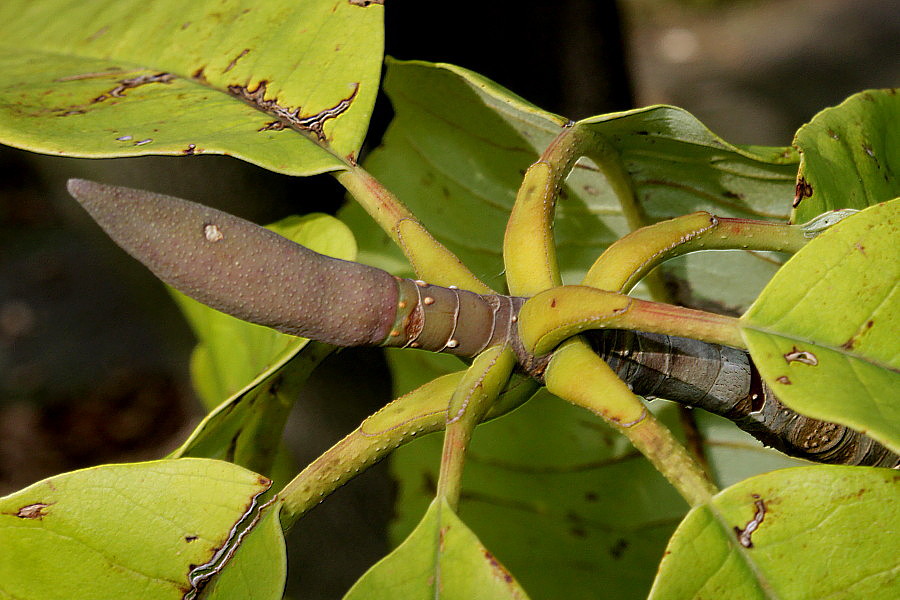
345;498;530;600
792;89;900;222
650;466;900;599
0;0;383;175
741;199;900;452
0;458;282;600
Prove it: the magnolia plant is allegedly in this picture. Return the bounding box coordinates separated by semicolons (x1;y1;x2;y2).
0;2;898;599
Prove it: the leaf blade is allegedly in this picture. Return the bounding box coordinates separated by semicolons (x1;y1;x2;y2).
741;199;900;452
650;466;900;599
0;0;383;175
0;459;277;600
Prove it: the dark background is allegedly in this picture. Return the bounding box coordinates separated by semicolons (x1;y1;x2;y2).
1;1;897;597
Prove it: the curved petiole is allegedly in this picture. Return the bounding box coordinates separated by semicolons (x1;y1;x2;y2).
503;123;601;295
544;339;716;506
583;212;810;293
436;345;518;509
278;367;537;528
519;285;745;356
336;163;492;294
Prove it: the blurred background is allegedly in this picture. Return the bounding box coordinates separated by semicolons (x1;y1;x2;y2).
1;0;897;597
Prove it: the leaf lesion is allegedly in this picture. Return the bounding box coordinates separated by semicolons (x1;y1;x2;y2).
227;80;360;141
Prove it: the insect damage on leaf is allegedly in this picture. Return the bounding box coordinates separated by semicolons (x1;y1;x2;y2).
733;495;766;548
783;347;818;366
223;48;251;74
793;176;813;208
15;502;51;520
92;72;175;103
227;80;360;141
183;482;273;600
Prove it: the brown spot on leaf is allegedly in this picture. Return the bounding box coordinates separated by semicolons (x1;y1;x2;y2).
16;502;51;519
610;538;629;559
862;143;876;159
92;72;175;103
783;346;818;366
185;535;198;543
793;177;813;208
855;242;866;254
439;525;448;552
87;26;109;42
223;49;250;74
349;0;384;5
483;549;514;584
734;495;766;548
228;80;359;141
182;144;198;155
776;376;791;385
550;298;557;308
192;67;208;83
584;491;598;502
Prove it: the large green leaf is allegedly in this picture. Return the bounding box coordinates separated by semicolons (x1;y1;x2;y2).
792;89;900;223
343;59;799;310
0;458;284;600
345;497;530;600
170;214;355;480
650;466;900;599
741;199;900;453
0;0;383;175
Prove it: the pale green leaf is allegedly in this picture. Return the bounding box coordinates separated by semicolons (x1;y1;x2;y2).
0;458;280;600
0;0;383;175
742;199;900;452
792;89;900;223
345;497;530;600
650;466;900;599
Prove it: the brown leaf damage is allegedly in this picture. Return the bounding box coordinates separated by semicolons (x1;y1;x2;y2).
15;502;51;519
183;482;273;600
227;81;359;141
223;49;250;74
783;346;818;366
734;495;766;548
793;177;813;208
482;549;515;585
92;72;175;103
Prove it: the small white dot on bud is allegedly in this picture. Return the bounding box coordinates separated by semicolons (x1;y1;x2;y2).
204;224;224;242
446;339;459;348
415;279;427;287
423;296;435;305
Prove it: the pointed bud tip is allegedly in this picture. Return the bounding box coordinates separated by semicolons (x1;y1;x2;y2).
66;178;99;202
